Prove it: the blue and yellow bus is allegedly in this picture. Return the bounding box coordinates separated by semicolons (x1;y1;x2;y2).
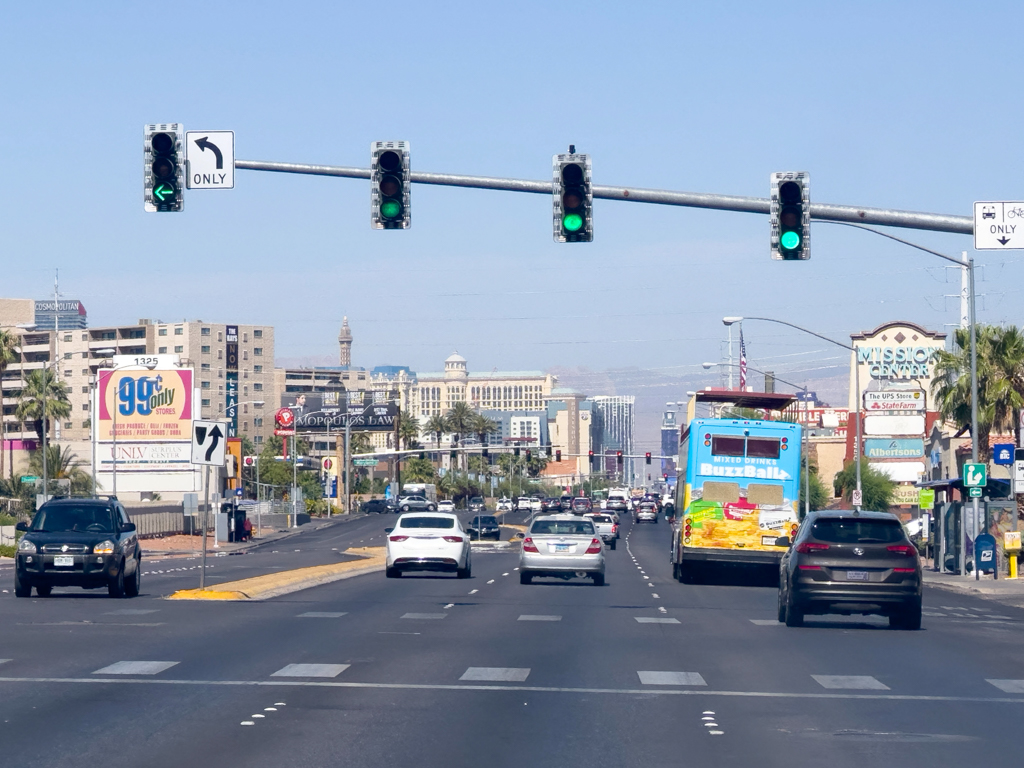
671;391;802;582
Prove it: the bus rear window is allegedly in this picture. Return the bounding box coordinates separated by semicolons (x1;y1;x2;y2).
746;438;780;459
711;436;745;457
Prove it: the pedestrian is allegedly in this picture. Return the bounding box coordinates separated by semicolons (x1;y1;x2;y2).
243;516;253;541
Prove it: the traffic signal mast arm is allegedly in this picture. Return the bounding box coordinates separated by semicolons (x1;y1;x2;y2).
233;158;972;235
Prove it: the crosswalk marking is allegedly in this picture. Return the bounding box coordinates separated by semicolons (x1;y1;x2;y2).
518;615;561;621
460;667;531;682
401;613;447;620
271;664;350;678
298;612;347;618
0;659;10;666
93;661;179;675
987;679;1024;693
638;671;707;686
635;617;680;624
812;675;889;690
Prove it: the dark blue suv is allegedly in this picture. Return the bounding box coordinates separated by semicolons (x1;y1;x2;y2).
15;498;142;598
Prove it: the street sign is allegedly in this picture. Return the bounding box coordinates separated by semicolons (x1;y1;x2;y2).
353;457;378;466
918;488;935;509
274;407;295;436
963;462;987;487
993;443;1015;465
852;489;862;507
863;390;925;412
1015;460;1024;485
186;131;234;189
969;486;983;498
191;420;227;466
322;458;333;470
974;202;1024;250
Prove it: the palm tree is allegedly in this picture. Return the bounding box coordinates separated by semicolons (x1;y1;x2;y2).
932;325;1024;462
0;329;18;481
15;368;71;445
424;414;448;451
470;412;499;449
445;401;476;476
397;411;421;450
28;444;93;497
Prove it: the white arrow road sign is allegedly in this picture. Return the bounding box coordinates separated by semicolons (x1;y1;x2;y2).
186;130;234;189
974;201;1024;250
191;420;228;466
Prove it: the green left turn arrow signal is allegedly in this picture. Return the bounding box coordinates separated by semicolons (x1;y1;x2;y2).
153;183;176;202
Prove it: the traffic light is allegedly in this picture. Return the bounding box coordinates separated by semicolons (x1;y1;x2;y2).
588;450;594;467
770;172;810;260
514;446;521;457
553;147;592;242
371;141;410;229
616;451;623;466
144;124;184;212
419;451;425;459
556;449;562;462
645;452;651;465
482;447;489;458
525;449;532;460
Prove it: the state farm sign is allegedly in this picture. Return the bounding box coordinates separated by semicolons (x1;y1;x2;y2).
864;390;926;412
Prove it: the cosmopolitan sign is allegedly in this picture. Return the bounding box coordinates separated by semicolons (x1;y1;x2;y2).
295;403;399;433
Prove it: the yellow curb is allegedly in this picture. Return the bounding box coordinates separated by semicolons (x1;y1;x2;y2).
167;547;386;601
502;524;528;532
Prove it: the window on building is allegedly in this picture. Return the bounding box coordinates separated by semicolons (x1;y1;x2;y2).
218;369;223;379
243;404;249;414
81;386;88;393
243;350;249;360
255;417;263;427
254;365;262;373
82;403;89;411
201;381;211;389
217;349;223;360
174;346;183;353
255;435;263;444
201;327;211;336
254;347;263;356
63;352;72;360
82;421;90;429
64;370;71;378
158;347;167;354
81;369;87;375
254;401;263;409
81;351;88;358
243;385;248;395
201;363;210;371
254;383;263;391
202;398;210;407
81;333;87;341
243;369;249;379
174;327;183;335
63;334;72;342
254;329;263;338
243;332;248;342
201;345;211;354
65;422;72;430
217;331;223;342
158;328;167;336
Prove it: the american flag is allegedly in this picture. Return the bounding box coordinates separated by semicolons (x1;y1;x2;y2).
738;329;747;389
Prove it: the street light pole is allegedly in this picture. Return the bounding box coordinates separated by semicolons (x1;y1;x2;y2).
726;317;862;511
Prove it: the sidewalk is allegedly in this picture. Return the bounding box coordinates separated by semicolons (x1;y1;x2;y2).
924;569;1024;608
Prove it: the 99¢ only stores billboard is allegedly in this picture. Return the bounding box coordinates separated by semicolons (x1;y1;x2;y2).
97;368;194;441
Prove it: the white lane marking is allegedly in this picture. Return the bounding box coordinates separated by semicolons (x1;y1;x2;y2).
461;667;531;682
658;607;668;613
444;603;455;609
487;580;495;584
468;589;479;594
299;612;347;618
704;722;719;727
812;675;889;690
518;615;562;621
638;671;707;686
750;619;781;626
401;613;447;620
104;608;160;615
988;679;1024;693
275;702;286;706
651;594;660;599
252;714;265;718
636;617;679;624
709;730;724;735
502;572;510;576
702;716;715;720
264;707;277;711
378;632;421;635
93;661;179;676
986;615;1013;620
922;611;946;617
271;664;350;678
241;721;255;726
703;710;715;714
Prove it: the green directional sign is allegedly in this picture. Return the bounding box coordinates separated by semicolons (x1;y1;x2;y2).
969;487;983;498
353;457;379;466
963;462;987;488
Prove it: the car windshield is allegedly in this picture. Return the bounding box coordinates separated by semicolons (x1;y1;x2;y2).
470;497;483;503
474;516;497;525
399;516;455;529
404;496;426;502
530;520;596;536
591;515;612;523
32;505;115;533
810;518;905;544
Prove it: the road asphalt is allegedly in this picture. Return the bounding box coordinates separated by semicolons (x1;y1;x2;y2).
3;513;1024;767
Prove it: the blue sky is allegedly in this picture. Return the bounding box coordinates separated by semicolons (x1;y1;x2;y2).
2;0;1021;390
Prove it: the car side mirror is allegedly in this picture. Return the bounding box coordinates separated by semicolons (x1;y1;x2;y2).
385;527;394;534
120;522;137;533
513;531;525;539
775;536;790;548
15;521;29;532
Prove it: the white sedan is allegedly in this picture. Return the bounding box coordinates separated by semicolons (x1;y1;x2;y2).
437;500;455;513
385;513;471;579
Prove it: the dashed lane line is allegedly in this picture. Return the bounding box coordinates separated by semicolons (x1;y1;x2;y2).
271;664;349;678
812;675;889;690
92;661;179;675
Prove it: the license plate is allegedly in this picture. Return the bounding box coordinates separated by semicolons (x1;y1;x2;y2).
846;570;869;581
761;535;778;547
554;544;570;552
53;555;74;567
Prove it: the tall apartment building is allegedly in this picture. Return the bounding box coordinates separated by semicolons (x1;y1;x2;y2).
591;395;636;483
0;319;276;454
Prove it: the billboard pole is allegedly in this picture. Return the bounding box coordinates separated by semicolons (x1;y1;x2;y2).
200;464;210;589
344;420;351;515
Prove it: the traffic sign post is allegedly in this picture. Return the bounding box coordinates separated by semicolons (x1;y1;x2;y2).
186;131;235;189
852;489;863;507
964;463;987;488
974;202;1024;250
191;419;228;590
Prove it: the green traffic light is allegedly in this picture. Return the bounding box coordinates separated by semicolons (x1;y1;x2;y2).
562;213;584;232
381;200;401;219
780;230;801;250
153;183;176;202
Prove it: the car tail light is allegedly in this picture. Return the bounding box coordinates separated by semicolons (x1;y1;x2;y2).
389;535;409;542
798;565;822;570
522;537;539;553
887;545;916;556
611;524;618;533
585;538;602;554
795;542;829;553
443;536;464;543
893;567;916;573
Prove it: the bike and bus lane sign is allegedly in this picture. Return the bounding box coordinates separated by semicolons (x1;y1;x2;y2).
974;202;1024;250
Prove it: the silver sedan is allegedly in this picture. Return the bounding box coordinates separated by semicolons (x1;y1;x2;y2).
519;515;605;586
